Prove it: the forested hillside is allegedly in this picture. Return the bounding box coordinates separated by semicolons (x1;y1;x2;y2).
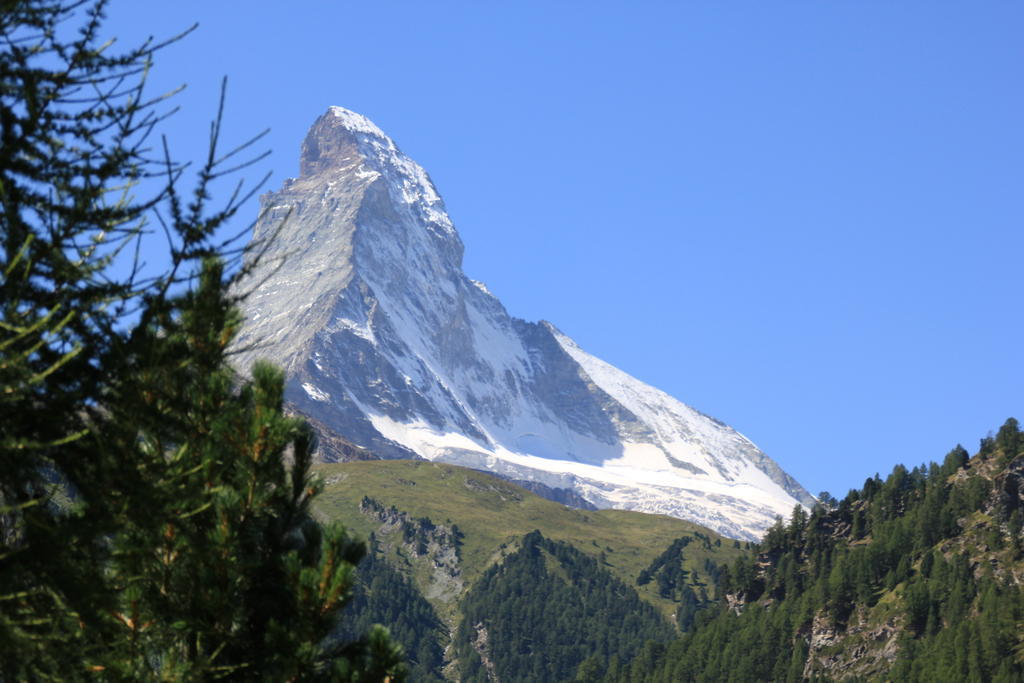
310;422;1024;681
456;531;673;681
312;460;746;617
332;546;448;681
312;461;746;678
612;418;1024;682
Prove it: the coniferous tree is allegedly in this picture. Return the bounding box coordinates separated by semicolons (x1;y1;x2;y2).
1;2;404;679
1;1;170;670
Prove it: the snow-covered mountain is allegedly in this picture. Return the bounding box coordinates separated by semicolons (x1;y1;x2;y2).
233;107;814;540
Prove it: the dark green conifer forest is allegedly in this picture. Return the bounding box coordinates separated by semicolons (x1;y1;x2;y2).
336;542;448;681
455;531;674;682
611;418;1024;682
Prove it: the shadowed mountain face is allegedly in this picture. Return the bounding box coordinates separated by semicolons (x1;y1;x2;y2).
233;107;814;540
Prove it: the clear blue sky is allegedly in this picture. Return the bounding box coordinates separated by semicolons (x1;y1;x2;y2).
103;1;1023;499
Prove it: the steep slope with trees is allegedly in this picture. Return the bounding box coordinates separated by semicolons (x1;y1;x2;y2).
615;418;1024;682
334;545;448;681
455;530;674;682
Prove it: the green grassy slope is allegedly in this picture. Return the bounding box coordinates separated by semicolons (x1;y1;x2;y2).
313;459;747;621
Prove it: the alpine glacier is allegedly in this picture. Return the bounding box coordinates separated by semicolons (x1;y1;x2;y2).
233;107;815;540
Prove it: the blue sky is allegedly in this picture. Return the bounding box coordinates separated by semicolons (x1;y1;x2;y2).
103;1;1023;499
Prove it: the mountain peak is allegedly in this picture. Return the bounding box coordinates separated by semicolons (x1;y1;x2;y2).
297;107;457;243
328;106;390;138
299;106;394;178
237;111;814;540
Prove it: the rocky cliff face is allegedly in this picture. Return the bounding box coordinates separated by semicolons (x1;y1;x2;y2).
233;107;814;540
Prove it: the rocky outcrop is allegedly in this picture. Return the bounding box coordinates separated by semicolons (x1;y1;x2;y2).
359;497;463;603
470;622;498;682
989;454;1024;515
803;610;903;680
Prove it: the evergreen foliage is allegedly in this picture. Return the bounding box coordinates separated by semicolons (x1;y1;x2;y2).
635;535;722;631
0;1;403;679
456;530;674;682
614;418;1024;682
336;541;446;682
